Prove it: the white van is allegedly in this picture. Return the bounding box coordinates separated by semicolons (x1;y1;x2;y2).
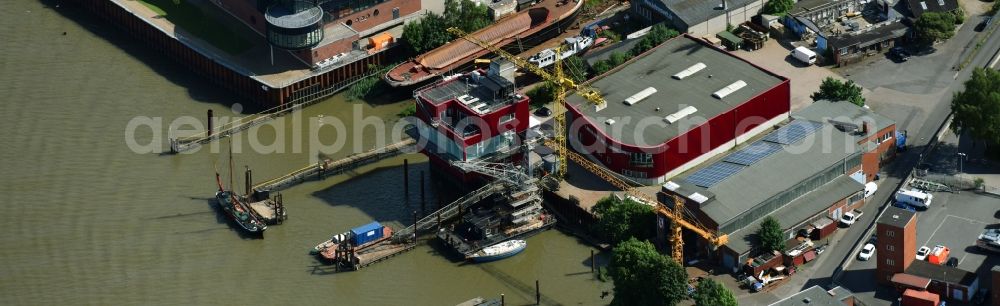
895;189;933;209
791;46;817;65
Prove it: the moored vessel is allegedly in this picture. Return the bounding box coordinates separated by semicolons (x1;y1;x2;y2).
468;240;527;262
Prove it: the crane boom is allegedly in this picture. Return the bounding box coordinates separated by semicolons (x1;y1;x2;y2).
446;27;727;263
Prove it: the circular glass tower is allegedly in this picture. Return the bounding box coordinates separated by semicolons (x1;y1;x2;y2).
264;1;324;50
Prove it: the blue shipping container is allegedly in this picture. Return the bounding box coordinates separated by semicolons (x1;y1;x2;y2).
350;221;383;246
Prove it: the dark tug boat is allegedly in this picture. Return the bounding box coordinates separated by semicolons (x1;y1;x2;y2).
214;147;266;237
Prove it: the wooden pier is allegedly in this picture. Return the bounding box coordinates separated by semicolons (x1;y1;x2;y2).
252;138;417;192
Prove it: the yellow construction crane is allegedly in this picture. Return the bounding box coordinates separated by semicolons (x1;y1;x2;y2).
446;27;727;262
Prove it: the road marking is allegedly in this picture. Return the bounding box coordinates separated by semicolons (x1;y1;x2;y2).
922;216;950;248
947;214;987;225
959;253;968;266
921;214;986;249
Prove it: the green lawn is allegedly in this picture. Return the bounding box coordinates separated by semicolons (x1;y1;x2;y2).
137;0;252;55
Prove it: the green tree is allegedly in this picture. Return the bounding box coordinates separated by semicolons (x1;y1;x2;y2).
914;12;957;45
592;196;655;245
631;24;679;55
525;81;558;109
591;60;612;76
561;55;590;83
761;0;795;16
757;216;785;253
609;238;689;306
811;77;866;106
401;0;491;53
952;8;965;24
693;278;738;306
951;68;1000;146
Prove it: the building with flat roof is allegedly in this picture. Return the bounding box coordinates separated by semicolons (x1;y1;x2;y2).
906;260;980;302
877;206;917;285
565;34;790;185
657;100;895;269
413;62;530;182
631;0;768;36
769;285;857;306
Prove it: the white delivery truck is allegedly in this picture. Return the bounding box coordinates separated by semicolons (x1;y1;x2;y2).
791;46;817;65
895;189;933;209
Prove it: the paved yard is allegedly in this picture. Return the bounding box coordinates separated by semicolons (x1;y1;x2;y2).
837;190;1000;305
732;39;846;112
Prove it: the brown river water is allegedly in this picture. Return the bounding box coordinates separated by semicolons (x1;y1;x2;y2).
0;1;610;305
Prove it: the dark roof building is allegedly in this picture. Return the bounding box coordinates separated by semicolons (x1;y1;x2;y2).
564;35;790;185
769;285;857;306
906;0;960;17
905;260;981;302
631;0;768;36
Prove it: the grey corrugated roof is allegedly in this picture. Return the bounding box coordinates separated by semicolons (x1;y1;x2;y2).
906;0;959;17
682;120;860;227
655;0;759;27
826;22;909;49
794;100;896;137
769;285;855;306
566;36;784;146
726;175;863;255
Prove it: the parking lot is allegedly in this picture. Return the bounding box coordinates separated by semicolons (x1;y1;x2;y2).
839;189;1000;305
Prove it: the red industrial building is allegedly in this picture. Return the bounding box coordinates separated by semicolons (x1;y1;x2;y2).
412;62;530;182
565;34;791;185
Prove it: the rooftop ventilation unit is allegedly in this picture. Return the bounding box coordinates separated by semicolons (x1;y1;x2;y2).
689;192;709;204
662;181;681;192
672;62;707;80
664;106;698;124
605;119;616;125
457;95;480;105
920;1;927;9
712;80;747;99
624;87;658;105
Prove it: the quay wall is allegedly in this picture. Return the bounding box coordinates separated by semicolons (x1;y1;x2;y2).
75;0;393;108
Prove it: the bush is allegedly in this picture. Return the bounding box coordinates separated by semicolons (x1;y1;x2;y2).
397;103;416;118
953;8;965;24
402;0;491;54
592;195;655;245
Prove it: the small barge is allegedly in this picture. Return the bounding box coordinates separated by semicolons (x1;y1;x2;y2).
312;221;416;271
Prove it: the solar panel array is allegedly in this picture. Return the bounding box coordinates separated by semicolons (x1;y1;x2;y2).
723;141;784;166
762;120;824;145
686;162;746;188
683;120;826;188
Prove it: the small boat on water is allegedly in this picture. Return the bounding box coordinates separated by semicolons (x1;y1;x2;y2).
468;240;526;262
310;231;350;255
213;144;266;237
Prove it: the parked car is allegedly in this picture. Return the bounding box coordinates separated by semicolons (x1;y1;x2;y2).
976;16;994;32
841;209;864;226
864;182;878;198
916;246;930;261
892;200;916;212
946;257;959;267
534;107;552;117
929;245;950;265
889;47;911;62
858;243;876;260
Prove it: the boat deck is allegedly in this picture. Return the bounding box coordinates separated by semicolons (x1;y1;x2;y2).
384;0;582;86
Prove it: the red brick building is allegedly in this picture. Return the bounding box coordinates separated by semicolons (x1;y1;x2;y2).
215;0;421;64
877;206;917;284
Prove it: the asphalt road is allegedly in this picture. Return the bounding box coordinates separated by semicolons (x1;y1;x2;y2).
799;13;1000;300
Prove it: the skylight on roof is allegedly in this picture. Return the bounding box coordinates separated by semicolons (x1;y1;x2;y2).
672;62;707;80
664;106;698;124
920;1;928;9
624;87;657;105
712;80;747;99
